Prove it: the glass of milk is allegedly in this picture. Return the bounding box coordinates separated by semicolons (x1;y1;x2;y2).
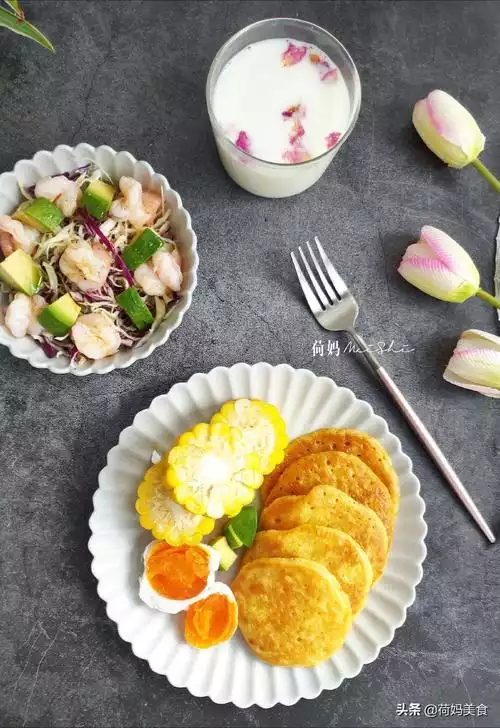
206;18;361;198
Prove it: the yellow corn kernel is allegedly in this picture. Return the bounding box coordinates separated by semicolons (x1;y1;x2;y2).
211;399;288;475
135;461;214;545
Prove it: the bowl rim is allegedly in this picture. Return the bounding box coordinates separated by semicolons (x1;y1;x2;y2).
0;143;199;376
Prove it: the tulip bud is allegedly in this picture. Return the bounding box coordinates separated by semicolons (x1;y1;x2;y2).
413;90;485;169
398;226;480;303
444;329;500;398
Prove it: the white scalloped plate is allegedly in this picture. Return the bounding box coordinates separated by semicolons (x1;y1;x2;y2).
0;144;198;375
89;363;427;708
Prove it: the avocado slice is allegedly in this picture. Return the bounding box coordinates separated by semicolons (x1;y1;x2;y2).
13;198;64;233
0;249;43;295
224;523;244;550
37;293;81;336
211;537;238;571
81;180;116;221
225;506;258;548
122;228;164;271
116;287;153;330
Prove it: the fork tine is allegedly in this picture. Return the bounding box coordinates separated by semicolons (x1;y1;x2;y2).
306;240;338;302
298;246;329;308
314;236;348;297
291;251;323;315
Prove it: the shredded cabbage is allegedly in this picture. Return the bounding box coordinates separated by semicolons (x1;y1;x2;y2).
42;261;59;292
80;209;135;285
3;162;182;364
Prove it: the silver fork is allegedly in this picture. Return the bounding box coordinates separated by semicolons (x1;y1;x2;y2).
291;236;495;544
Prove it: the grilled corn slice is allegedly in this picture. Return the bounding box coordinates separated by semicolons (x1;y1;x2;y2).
211;398;288;475
136;460;214;545
166;422;262;519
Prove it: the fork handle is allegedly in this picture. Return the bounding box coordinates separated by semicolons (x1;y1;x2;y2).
348;329;496;543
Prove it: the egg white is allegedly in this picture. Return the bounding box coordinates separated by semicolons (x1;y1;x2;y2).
139;541;220;615
199;581;237;605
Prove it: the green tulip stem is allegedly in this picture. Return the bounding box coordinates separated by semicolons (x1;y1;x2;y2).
476;288;500;309
472;158;500;193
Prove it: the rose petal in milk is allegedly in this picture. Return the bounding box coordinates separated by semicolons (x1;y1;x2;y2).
235;131;251;153
290;118;306;146
309;51;329;68
281;42;307;67
326;131;342;149
282;104;302;119
281;104;306;145
282;147;312;164
320;68;338;83
309;50;338;82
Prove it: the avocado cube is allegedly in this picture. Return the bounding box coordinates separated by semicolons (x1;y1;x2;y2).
0;249;43;295
13;198;64;233
122;228;164;271
116;287;154;330
210;537;238;571
81;180;116;221
37;293;81;336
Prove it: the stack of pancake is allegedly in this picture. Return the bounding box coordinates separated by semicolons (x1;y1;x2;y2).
232;428;399;667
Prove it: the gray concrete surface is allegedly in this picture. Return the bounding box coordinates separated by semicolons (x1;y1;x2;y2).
0;1;499;726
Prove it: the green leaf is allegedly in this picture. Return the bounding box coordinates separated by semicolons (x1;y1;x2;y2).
0;6;55;52
3;0;21;11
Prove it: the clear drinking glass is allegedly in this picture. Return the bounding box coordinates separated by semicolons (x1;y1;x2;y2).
206;18;361;198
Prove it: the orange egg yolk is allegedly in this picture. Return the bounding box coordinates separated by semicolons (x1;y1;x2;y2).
184;592;238;649
146;543;211;600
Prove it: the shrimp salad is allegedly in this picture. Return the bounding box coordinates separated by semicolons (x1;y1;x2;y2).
0;165;183;363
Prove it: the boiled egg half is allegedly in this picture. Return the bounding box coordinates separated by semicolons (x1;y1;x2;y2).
139;541;219;614
184;582;238;649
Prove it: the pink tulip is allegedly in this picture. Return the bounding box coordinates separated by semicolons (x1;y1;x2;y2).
398;226;480;302
444;329;500;398
413;90;485;168
399;225;500;308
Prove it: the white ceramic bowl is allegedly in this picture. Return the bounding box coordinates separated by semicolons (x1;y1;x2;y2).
89;362;427;708
0;144;198;375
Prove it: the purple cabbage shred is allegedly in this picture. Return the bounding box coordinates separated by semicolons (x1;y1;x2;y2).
78;208;135;286
39;338;57;358
64;164;90;181
82;290;106;303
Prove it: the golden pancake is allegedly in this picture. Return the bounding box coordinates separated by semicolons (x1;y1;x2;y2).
267;451;394;538
261;428;399;510
233;557;352;667
260;485;388;581
242;525;372;615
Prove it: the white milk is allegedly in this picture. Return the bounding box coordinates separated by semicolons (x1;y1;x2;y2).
211;37;352;197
